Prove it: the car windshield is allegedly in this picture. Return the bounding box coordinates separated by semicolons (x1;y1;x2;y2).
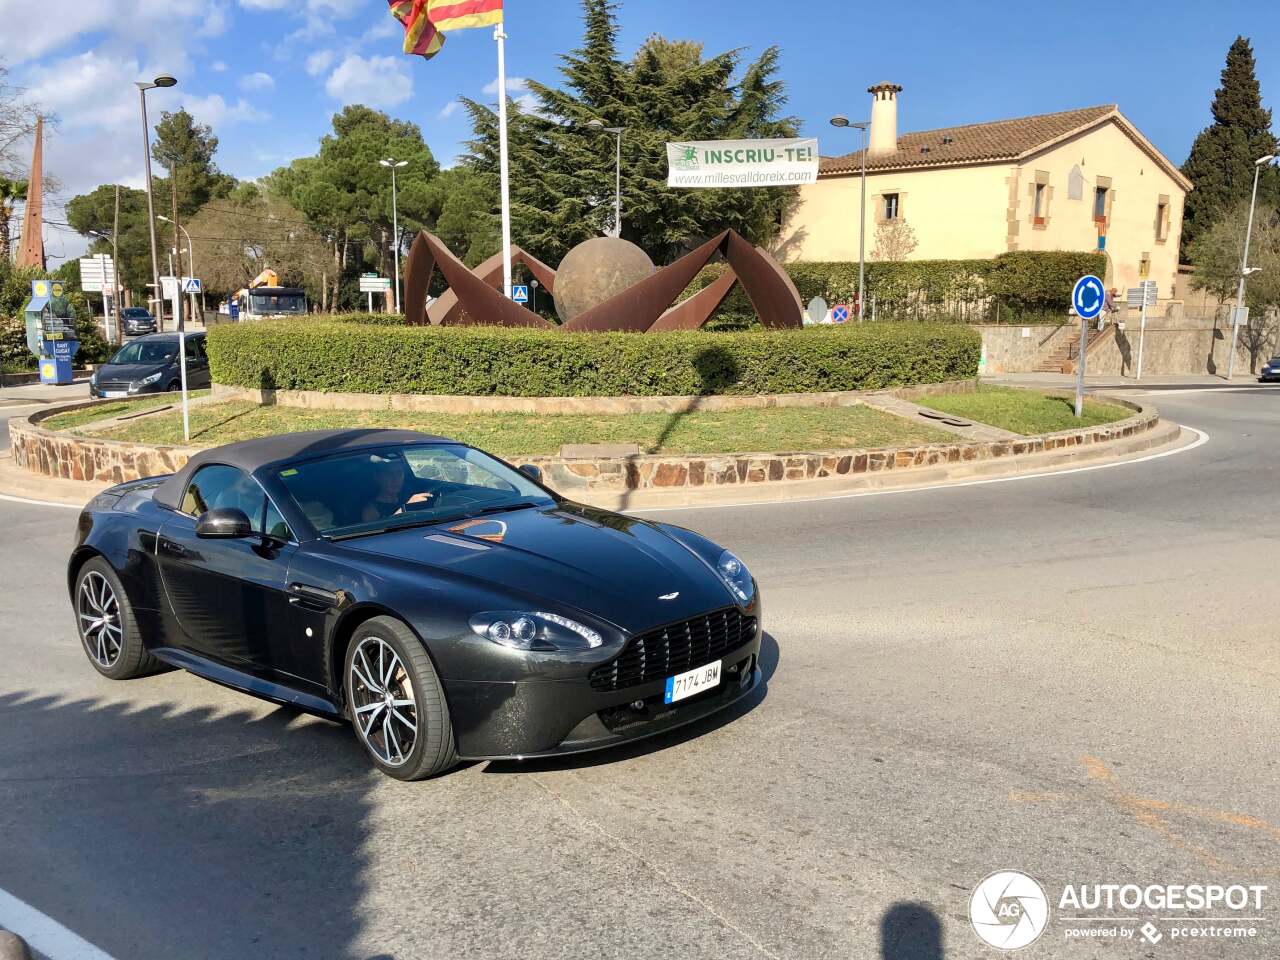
123;308;150;318
108;340;176;364
249;293;307;315
273;443;555;538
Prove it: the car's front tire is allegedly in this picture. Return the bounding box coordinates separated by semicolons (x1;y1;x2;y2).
344;616;457;780
74;558;163;679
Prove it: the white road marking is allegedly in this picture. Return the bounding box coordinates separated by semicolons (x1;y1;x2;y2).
0;493;82;510
0;887;119;960
632;425;1210;514
1123;386;1277;397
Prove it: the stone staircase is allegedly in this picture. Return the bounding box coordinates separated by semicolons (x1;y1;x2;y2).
1034;323;1116;373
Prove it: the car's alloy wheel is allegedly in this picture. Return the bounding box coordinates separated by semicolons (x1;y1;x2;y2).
78;570;122;668
343;616;456;780
73;558;164;680
349;636;418;767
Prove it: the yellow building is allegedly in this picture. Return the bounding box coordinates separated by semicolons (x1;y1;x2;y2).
779;84;1192;296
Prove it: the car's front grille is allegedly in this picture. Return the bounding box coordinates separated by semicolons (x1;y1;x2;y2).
96;380;131;392
589;607;757;692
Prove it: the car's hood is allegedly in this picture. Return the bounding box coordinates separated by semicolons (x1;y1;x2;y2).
337;503;737;633
98;362;168;381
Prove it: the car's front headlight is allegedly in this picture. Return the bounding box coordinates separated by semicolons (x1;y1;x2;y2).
130;371;163;391
717;550;754;604
469;611;604;651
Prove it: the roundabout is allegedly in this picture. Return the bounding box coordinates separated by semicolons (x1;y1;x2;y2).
0;384;1276;960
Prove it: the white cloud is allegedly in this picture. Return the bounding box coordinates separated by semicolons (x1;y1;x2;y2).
362;17;400;43
324;54;412;108
0;0;213;65
305;49;336;76
483;76;529;97
212;60;228;72
181;93;269;127
238;0;289;9
438;100;462;120
239;71;275;91
21;51;142;132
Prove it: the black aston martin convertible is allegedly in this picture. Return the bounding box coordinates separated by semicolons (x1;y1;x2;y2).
68;430;762;779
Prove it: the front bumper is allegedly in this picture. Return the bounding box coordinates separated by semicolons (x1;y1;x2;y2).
90;380;164;398
446;629;762;760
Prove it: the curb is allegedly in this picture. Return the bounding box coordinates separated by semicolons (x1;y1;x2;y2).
611;419;1187;511
4;391;1167;511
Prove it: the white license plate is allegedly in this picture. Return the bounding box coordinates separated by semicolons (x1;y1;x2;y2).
100;390;128;398
664;660;722;704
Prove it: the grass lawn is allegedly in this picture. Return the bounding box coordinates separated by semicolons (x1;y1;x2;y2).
41;391;211;432
912;385;1132;435
81;400;956;456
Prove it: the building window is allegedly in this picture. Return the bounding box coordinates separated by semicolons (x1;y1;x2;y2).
1034;183;1046;224
1155;198;1170;242
883;193;900;221
1093;186;1108;222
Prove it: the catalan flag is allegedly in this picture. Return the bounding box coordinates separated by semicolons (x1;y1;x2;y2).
388;0;504;61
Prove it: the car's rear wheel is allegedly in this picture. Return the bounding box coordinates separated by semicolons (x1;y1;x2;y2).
344;616;456;780
74;558;162;679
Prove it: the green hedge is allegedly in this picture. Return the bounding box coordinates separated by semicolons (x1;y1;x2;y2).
208;321;980;397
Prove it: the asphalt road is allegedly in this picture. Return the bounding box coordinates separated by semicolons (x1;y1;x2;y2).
1;386;1277;959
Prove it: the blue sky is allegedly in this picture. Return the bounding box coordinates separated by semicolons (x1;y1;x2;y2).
0;0;1275;263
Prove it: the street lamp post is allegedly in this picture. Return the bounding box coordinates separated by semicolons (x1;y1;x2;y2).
830;116;870;319
135;75;176;330
587;119;624;238
1226;153;1276;380
88;228;122;344
158;214;200;325
379;158;408;314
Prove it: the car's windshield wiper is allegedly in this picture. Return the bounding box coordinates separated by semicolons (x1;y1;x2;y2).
325;502;543;542
461;501;542;519
326;516;444;541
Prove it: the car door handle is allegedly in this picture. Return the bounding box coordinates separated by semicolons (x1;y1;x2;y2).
288;583;343;610
158;537;188;558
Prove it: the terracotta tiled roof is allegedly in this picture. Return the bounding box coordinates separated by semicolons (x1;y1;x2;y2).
820;105;1118;175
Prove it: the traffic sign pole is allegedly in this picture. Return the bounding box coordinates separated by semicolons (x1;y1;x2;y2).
1075;313;1089;417
1136;294;1148;381
1071;275;1105;418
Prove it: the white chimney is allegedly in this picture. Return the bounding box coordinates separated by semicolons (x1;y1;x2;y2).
867;82;903;157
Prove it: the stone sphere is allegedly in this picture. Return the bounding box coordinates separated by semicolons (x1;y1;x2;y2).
553;237;655;323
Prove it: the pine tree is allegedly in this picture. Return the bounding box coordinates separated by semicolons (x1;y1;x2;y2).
150;109;236;218
1180;36;1280;256
461;0;798;265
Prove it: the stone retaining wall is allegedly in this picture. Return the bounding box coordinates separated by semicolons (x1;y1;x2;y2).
9;394;1159;493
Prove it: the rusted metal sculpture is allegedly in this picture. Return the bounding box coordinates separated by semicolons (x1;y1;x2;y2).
402;229;802;332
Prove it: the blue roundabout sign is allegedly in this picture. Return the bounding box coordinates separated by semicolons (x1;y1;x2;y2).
1072;275;1105;321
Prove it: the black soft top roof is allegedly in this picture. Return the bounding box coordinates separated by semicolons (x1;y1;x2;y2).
152;429;451;509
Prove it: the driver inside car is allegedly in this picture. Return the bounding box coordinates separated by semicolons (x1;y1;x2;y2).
362;454;435;523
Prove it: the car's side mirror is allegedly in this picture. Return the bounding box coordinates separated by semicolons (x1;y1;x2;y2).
196;507;253;539
518;464;543;483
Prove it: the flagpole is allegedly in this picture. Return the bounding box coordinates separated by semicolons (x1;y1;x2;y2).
495;21;513;300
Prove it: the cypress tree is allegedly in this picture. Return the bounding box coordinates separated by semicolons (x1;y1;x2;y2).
1180;36;1279;255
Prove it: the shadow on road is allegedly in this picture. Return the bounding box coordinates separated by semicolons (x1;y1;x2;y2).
881;902;944;959
0;690;376;960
